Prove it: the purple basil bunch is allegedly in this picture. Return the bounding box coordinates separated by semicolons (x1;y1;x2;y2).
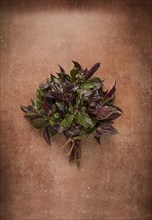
21;61;123;166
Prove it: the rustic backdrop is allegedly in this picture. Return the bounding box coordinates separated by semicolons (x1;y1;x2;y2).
1;0;152;219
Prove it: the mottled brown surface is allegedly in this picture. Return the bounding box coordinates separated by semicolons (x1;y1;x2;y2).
0;0;152;219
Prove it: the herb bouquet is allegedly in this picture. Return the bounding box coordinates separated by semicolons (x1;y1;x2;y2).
21;61;122;166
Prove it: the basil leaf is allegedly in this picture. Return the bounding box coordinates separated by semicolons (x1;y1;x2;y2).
31;99;40;110
81;112;95;127
80;82;95;90
60;114;74;128
32;118;46;129
76;111;94;129
54;112;60;118
72;61;82;70
84;63;100;80
70;69;78;81
96;123;118;136
43;127;51;145
55;101;61;108
36;89;43;103
49;117;57;126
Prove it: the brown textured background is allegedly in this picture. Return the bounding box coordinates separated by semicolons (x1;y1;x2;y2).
0;0;152;219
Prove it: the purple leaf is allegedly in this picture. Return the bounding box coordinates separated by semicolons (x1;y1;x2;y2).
20;105;33;113
45;91;57;99
72;61;82;70
52;125;64;133
65;84;79;93
39;83;49;90
64;123;81;138
50;74;56;81
43;127;51;145
69;139;81;167
89;105;122;120
88;90;99;102
58;64;65;73
41;103;52;116
84;68;88;75
112;105;123;113
84;63;100;80
105;81;116;99
25;113;40;121
74;139;81;167
60;101;67;113
94;135;101;144
95;122;118;136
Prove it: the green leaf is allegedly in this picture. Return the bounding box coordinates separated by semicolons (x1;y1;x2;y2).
32;118;46;129
31;99;40;110
69;103;73;113
79;129;87;136
90;77;103;90
76;91;83;108
49;129;56;137
70;69;78;81
76;111;87;128
49;117;57;126
53;77;60;84
26;112;38;117
86;126;96;135
80;82;95;90
82;112;95;127
55;101;61;108
36;89;43;103
76;111;95;129
60;114;74;128
54;112;60;118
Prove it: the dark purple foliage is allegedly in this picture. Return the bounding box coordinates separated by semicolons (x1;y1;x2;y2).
105;81;116;99
72;60;82;70
20;61;123;166
43;127;51;145
84;63;100;80
58;64;65;73
39;83;49;90
95;122;118;136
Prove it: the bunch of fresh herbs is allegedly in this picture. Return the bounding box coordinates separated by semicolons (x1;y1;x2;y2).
21;61;122;166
